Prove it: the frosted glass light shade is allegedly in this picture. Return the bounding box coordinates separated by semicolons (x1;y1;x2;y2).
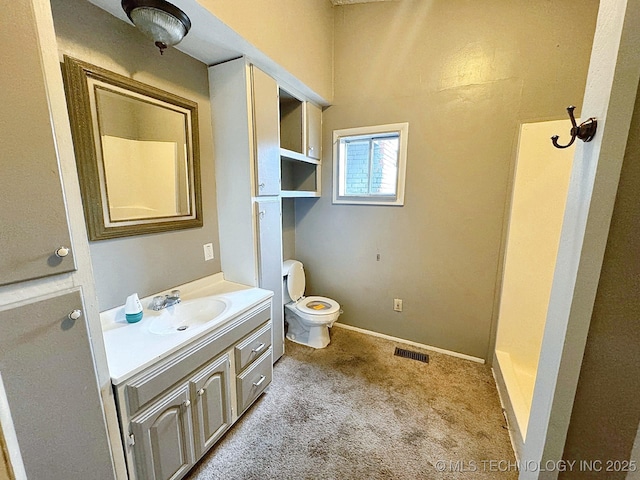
122;0;191;54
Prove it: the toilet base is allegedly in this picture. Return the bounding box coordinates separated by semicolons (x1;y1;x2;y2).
284;301;340;349
286;326;331;349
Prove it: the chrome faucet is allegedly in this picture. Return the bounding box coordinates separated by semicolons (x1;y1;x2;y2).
150;290;181;310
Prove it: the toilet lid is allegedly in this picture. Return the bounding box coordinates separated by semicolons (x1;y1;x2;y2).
286;261;305;302
296;296;340;315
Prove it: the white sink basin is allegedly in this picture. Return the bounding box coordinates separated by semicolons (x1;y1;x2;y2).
147;297;229;335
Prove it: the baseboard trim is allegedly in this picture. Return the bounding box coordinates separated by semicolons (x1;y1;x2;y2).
332;322;485;364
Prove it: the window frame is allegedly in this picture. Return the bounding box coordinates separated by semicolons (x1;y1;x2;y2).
332;122;409;206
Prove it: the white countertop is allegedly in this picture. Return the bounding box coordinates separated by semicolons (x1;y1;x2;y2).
100;273;273;384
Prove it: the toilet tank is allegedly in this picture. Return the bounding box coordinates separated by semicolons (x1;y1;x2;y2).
282;259;305;304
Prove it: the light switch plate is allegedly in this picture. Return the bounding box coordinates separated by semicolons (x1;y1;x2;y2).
203;243;214;261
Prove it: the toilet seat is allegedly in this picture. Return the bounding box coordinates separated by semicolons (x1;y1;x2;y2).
295;296;340;316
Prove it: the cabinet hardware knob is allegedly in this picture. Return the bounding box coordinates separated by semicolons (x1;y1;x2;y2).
259;183;265;189
183;400;191;408
251;343;266;354
127;434;135;447
55;246;70;258
197;388;205;396
68;309;82;321
252;375;266;387
259;210;266;219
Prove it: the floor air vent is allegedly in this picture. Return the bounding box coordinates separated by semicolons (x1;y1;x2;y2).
394;347;429;363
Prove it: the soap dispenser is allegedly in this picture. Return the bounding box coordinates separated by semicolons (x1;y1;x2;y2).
125;293;143;323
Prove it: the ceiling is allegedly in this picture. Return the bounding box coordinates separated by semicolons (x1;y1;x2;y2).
331;0;397;4
86;0;327;104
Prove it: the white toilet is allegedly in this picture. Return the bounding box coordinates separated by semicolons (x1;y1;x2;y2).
282;259;341;349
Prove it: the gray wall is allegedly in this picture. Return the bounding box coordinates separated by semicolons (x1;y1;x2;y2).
560;80;640;479
282;198;296;261
51;0;221;310
295;0;599;359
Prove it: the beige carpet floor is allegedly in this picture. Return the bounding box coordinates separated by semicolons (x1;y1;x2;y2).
187;326;517;479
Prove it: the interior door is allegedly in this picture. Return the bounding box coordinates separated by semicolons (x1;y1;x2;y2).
0;290;114;479
255;198;284;360
522;1;640;477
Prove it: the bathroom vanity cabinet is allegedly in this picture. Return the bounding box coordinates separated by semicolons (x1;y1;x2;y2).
114;300;273;480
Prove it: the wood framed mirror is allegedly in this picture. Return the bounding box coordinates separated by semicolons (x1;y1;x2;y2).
62;55;202;240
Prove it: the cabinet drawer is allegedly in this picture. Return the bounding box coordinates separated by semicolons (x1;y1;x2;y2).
236;347;273;415
234;322;271;372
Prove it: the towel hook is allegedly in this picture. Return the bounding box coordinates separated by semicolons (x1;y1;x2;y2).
551;106;597;149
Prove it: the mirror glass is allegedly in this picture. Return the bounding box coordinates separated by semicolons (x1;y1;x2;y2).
63;56;202;240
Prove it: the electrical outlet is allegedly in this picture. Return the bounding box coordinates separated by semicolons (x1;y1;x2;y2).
394;298;403;312
203;243;214;261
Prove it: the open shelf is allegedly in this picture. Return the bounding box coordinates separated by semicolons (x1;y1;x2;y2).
279;148;320;165
281;190;321;198
281;156;320;197
279;89;303;154
278;87;322;198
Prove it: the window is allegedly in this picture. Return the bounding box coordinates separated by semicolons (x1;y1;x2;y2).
333;123;408;205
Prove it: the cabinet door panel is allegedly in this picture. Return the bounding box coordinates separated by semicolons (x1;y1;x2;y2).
0;1;75;286
191;354;231;458
306;102;322;160
131;386;194;480
251;66;280;196
0;290;114;479
255;199;284;360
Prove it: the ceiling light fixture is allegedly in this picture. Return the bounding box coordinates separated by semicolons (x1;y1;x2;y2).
121;0;191;55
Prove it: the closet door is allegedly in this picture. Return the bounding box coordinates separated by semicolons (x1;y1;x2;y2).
255;198;284;360
0;290;114;479
0;2;75;286
251;66;280;196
